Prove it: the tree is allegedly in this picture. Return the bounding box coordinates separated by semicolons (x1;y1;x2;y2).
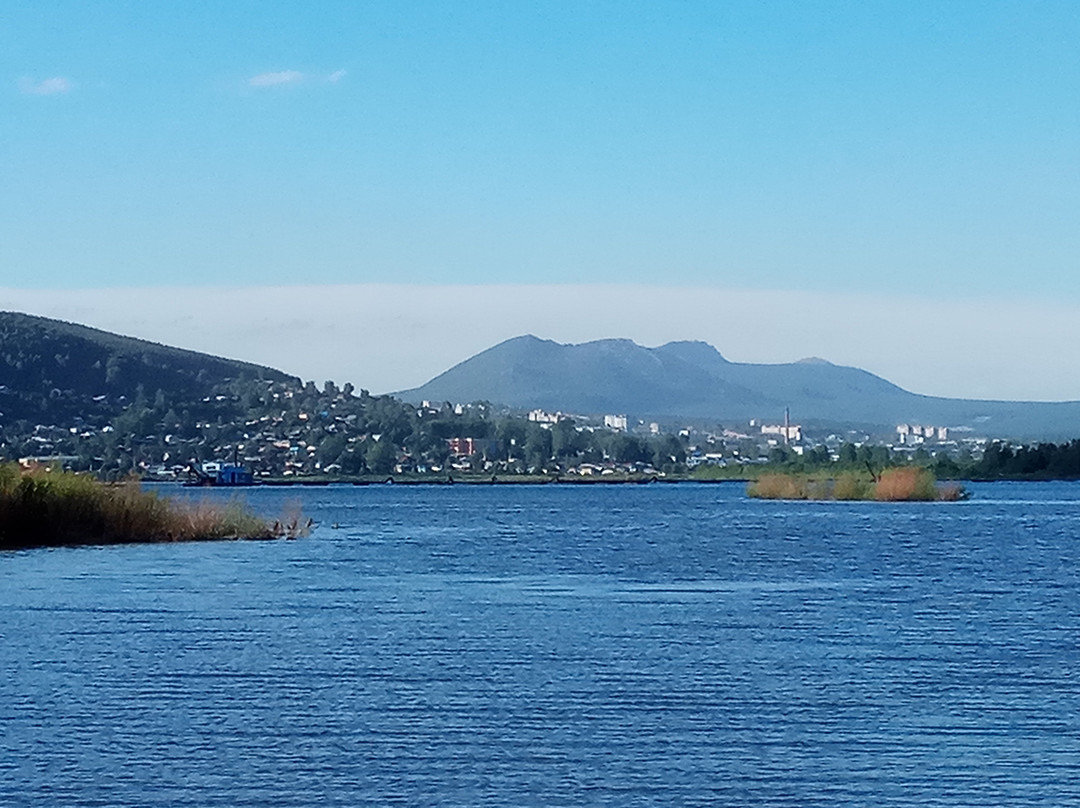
365;438;396;475
977;442;1012;477
338;448;364;475
105;356;122;385
524;426;553;470
317;434;348;467
769;445;794;465
737;439;760;461
653;434;685;468
491;419;527;463
609;433;649;464
933;453;961;479
552;420;580;458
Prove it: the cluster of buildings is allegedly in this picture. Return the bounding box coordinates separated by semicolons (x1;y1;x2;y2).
896;424;949;443
6;374;994;478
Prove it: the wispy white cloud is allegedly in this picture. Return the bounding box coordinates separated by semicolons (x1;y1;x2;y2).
18;76;72;96
248;70;304;88
327;69;347;83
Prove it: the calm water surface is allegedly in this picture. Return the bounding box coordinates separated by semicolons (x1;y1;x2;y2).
2;481;1080;806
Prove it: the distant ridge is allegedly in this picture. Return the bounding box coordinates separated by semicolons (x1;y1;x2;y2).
5;313;1080;441
396;335;1080;440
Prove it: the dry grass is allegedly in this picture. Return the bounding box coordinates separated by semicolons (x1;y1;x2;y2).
748;473;811;500
872;467;938;501
747;473;833;500
748;467;967;502
0;463;306;550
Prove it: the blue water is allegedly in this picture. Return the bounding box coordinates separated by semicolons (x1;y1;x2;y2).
2;482;1080;806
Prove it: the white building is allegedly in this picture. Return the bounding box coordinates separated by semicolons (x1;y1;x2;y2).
896;424;949;444
603;414;628;431
527;409;563;424
761;423;802;443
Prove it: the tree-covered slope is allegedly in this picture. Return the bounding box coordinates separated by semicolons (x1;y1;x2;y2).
0;311;296;424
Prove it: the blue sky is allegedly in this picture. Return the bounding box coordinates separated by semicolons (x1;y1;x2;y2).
3;2;1080;398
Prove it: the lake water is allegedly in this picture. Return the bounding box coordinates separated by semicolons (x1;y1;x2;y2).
2;481;1080;806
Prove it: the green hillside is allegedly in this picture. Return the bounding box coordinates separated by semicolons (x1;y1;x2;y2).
0;311;466;479
0;311;296;425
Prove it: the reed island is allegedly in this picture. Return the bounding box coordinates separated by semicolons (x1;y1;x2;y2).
0;463;302;551
748;467;967;502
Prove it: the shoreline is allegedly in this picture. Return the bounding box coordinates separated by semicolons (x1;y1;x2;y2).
163;474;695;487
145;471;1080;488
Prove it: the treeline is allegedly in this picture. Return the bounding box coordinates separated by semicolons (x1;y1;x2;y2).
703;439;1080;481
961;440;1080;480
0;373;690;478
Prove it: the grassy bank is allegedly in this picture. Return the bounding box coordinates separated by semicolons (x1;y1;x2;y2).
748;467;967;502
0;464;302;550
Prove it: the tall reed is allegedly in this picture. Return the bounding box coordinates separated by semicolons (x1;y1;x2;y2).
747;467;966;502
872;467;938;501
0;464;304;550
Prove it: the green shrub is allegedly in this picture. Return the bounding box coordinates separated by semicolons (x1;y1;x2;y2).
832;472;871;500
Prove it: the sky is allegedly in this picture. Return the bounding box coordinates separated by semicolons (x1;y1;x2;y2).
2;2;1079;400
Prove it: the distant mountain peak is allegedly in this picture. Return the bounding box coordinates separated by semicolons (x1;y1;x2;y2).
394;333;1080;438
656;339;728;364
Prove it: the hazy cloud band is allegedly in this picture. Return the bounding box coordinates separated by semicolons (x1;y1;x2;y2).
0;284;1076;403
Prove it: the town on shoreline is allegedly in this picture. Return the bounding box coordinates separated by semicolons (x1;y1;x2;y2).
7;374;1079;484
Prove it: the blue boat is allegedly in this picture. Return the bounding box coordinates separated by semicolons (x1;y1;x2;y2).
185;450;257;487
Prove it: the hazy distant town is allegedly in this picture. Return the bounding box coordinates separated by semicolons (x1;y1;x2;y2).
5;376;990;481
1;311;1074;482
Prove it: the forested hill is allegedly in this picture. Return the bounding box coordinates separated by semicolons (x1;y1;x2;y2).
0;311;444;478
0;311;297;424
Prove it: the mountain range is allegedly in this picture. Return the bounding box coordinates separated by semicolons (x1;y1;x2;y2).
397;335;1080;440
2;311;1078;441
